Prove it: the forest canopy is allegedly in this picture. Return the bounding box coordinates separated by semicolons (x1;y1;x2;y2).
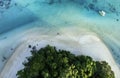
17;45;115;78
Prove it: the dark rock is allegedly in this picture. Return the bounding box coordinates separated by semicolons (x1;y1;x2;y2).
2;56;7;62
28;45;32;48
11;48;13;50
3;56;6;60
0;0;11;9
57;33;60;35
32;46;36;50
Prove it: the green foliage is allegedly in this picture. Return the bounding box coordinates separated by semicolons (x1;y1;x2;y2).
17;45;115;78
93;61;115;78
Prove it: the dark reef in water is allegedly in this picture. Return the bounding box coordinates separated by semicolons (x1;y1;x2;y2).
2;56;7;62
0;0;11;9
47;0;120;16
0;0;119;35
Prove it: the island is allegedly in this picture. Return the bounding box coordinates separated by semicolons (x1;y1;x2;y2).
17;45;115;78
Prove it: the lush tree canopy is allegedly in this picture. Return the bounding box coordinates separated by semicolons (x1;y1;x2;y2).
17;45;115;78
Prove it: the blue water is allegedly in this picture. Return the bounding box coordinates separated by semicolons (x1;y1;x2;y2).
0;0;120;72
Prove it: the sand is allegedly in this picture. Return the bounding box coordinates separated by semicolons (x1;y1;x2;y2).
0;26;120;78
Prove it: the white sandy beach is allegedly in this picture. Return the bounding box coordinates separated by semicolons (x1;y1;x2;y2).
0;26;120;78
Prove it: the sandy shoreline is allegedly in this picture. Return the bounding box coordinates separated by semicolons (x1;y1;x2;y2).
0;28;120;78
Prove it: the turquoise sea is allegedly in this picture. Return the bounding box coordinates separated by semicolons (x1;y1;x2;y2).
0;0;120;73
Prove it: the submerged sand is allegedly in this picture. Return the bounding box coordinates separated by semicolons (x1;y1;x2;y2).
0;26;120;78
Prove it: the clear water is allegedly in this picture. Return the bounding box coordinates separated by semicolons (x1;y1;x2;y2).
0;0;120;71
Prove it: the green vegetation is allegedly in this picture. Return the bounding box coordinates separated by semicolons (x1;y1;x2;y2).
17;45;115;78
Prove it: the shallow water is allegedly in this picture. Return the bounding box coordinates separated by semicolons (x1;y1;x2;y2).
0;0;120;71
